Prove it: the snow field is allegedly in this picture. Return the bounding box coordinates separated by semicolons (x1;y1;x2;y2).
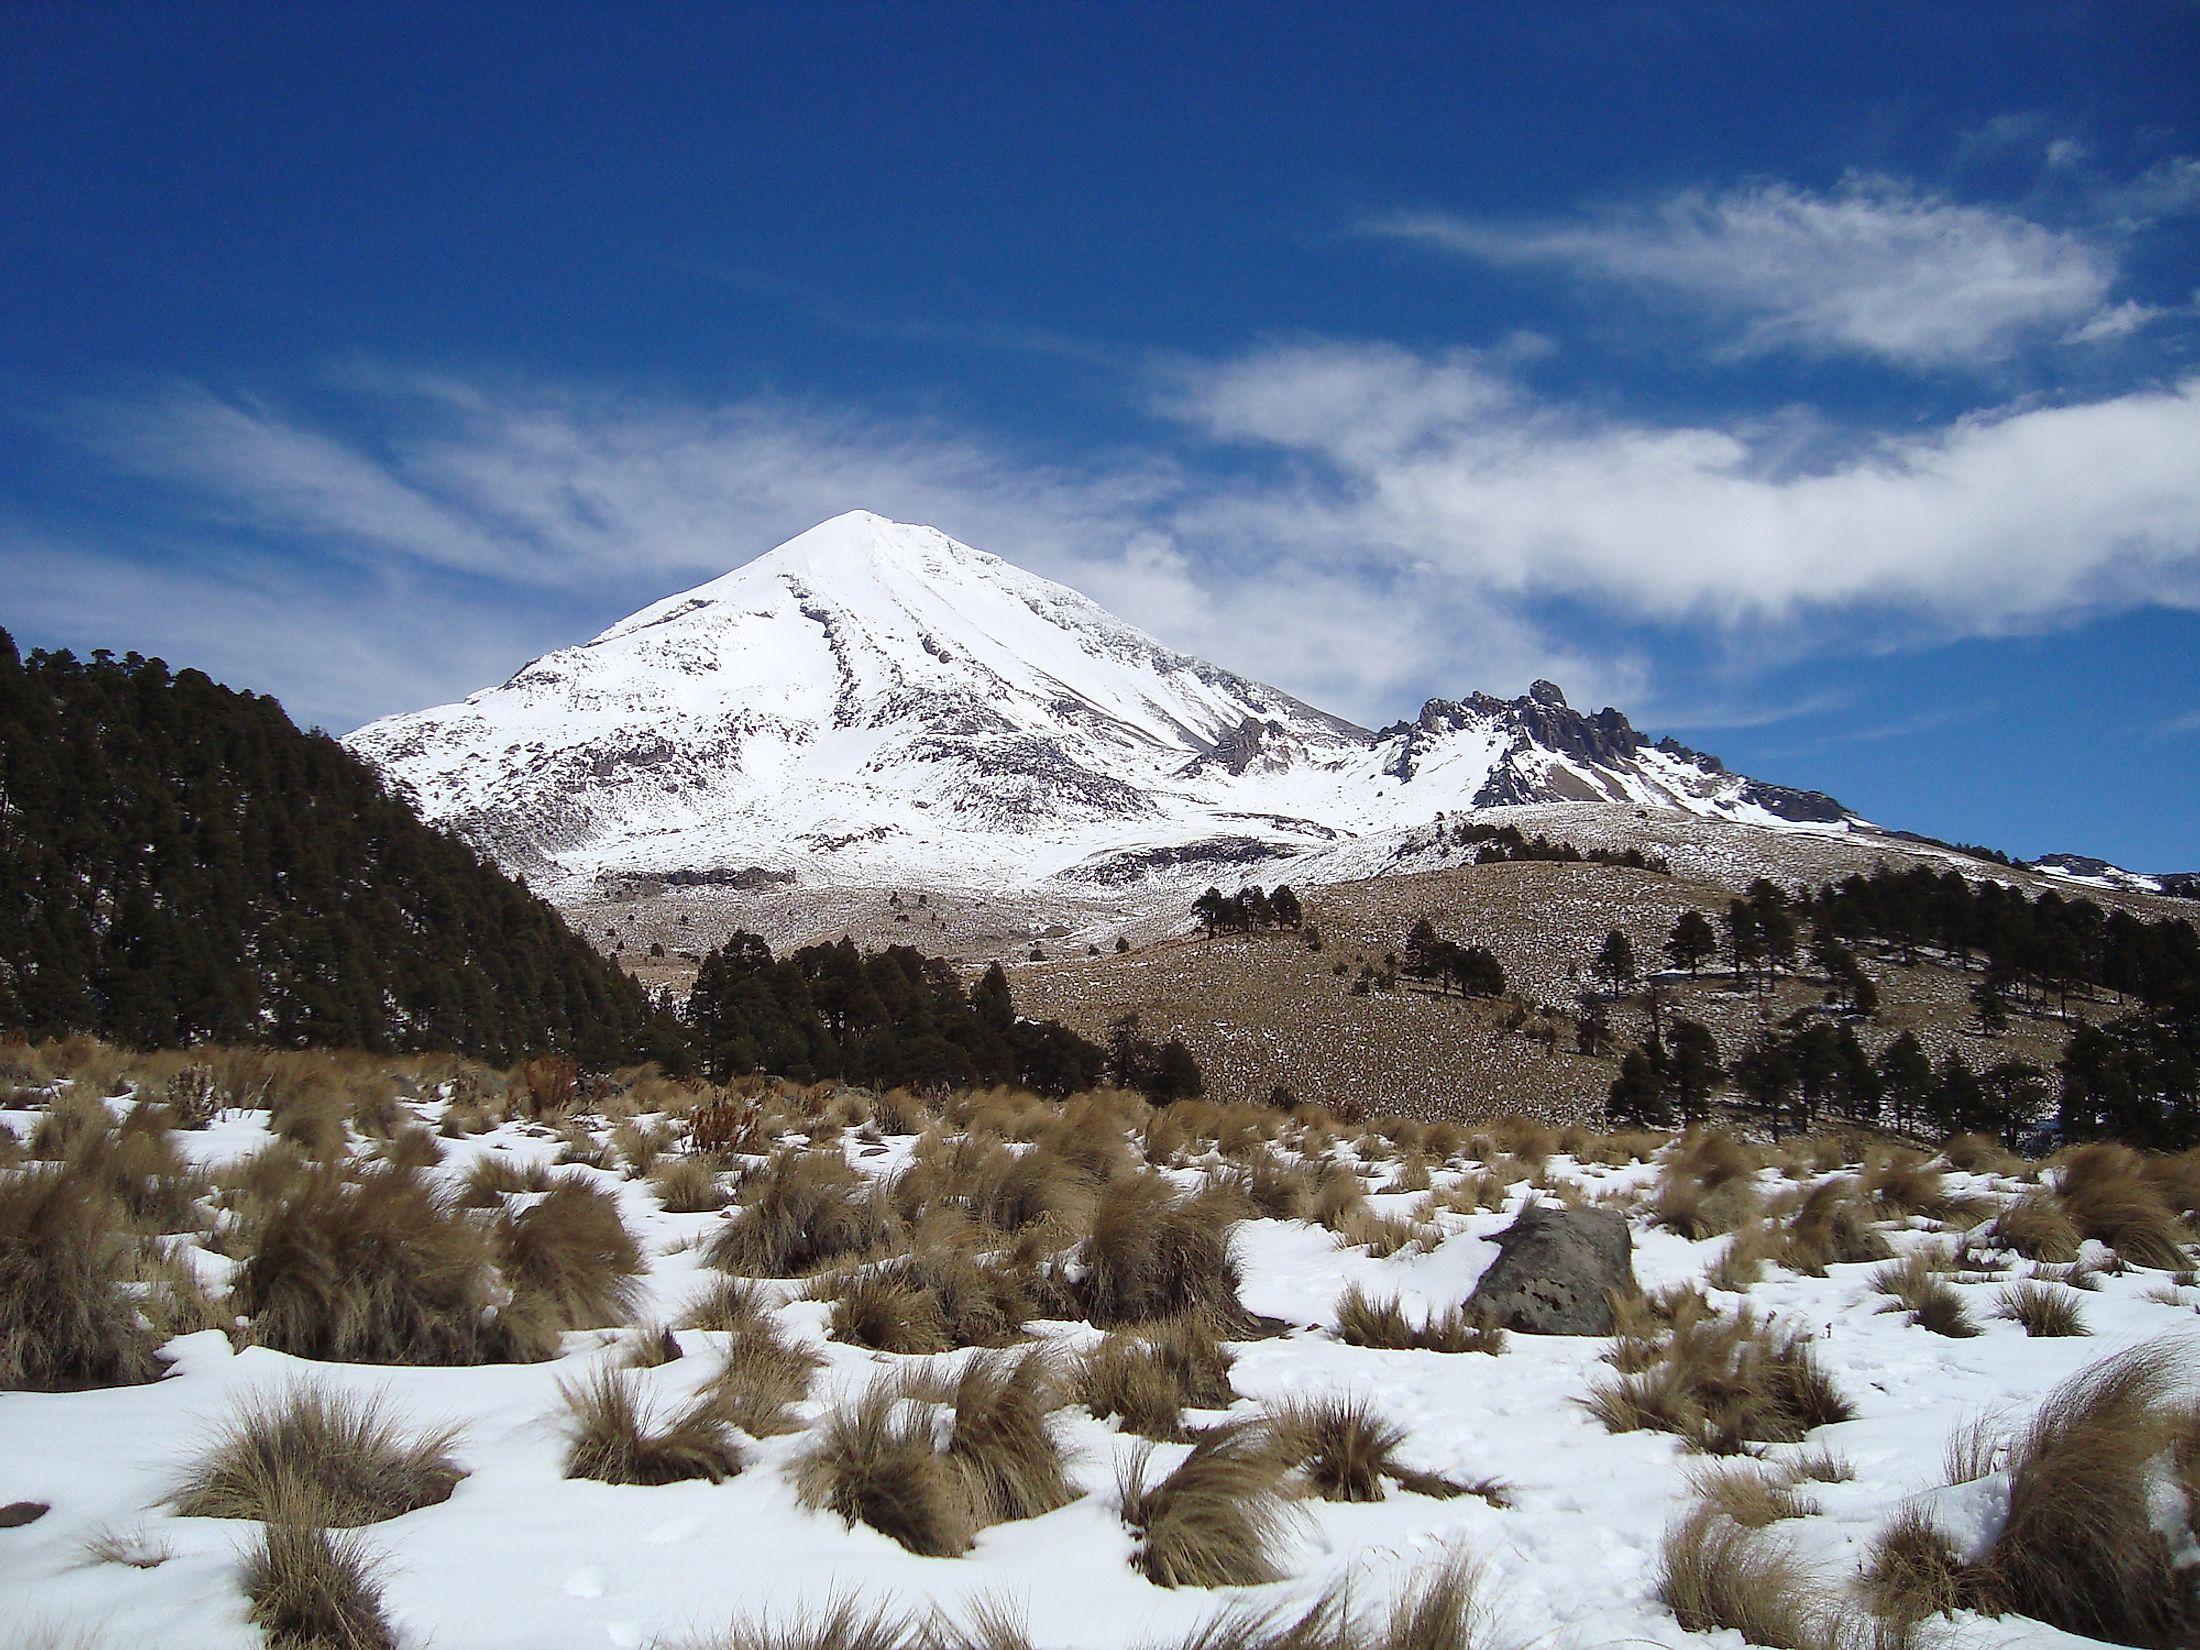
3;1084;2197;1650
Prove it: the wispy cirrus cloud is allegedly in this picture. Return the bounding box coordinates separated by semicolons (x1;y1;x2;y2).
1369;175;2139;368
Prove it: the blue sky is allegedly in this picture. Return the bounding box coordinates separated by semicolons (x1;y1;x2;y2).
5;4;2200;867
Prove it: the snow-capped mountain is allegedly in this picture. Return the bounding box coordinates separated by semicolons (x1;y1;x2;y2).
346;512;1860;894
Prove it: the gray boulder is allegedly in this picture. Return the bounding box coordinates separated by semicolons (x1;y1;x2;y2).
1466;1201;1638;1335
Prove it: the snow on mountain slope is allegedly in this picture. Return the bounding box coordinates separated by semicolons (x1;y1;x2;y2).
347;512;1861;894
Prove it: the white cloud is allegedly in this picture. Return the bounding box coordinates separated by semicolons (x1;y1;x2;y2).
1373;177;2121;367
42;348;2200;735
1170;340;2200;631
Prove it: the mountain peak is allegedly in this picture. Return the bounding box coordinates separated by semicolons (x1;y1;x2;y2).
746;511;996;583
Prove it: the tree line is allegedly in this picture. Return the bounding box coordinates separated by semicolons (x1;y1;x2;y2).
0;633;677;1069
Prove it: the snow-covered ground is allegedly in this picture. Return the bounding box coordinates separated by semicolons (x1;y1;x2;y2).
4;1084;2196;1650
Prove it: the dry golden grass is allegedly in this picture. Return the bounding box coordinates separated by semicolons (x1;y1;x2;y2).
1863;1153;1951;1221
824;1265;950;1355
1975;1341;2198;1646
1268;1394;1495;1505
241;1522;399;1650
1077;1174;1249;1332
1993;1280;2090;1337
1076;1314;1237;1440
1656;1506;1837;1650
174;1383;463;1525
459;1153;552;1206
558;1364;744;1485
1334;1205;1440;1258
81;1522;175;1569
934;1349;1073;1528
1684;1464;1817;1528
1332;1284;1505;1355
795;1382;977;1557
1585;1308;1852;1455
1651;1131;1765;1241
1986;1192;2080;1262
2055;1143;2193;1270
1120;1421;1294;1589
0;1166;158;1390
1870;1253;1981;1338
680;1275;771;1335
651;1153;731;1212
700;1319;822;1437
237;1166;544;1366
500;1178;643;1331
707;1148;898;1277
1862;1506;1975;1633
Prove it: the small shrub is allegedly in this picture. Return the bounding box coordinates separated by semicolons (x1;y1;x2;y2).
175;1383;463;1526
559;1365;743;1485
1120;1422;1293;1589
241;1523;398;1650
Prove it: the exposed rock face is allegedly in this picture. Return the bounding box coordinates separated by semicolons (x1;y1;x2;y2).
1467;1202;1639;1335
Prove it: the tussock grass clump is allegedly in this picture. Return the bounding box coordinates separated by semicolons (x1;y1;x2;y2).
1769;1179;1891;1275
243;1521;399;1650
1862;1506;1976;1633
1974;1341;2198;1646
175;1383;463;1525
826;1265;950;1355
1651;1131;1764;1241
1870;1254;1981;1338
237;1167;539;1366
1585;1308;1852;1455
707;1148;898;1277
1334;1206;1438;1258
1986;1192;2080;1262
559;1365;743;1485
500;1178;643;1331
794;1383;977;1557
1145;1553;1482;1650
936;1349;1072;1527
1863;1153;1951;1220
1078;1175;1250;1332
460;1153;551;1207
681;1275;772;1335
1657;1507;1836;1650
1269;1395;1493;1504
0;1166;158;1389
1120;1421;1294;1589
1077;1315;1237;1439
672;1596;916;1650
702;1319;822;1436
82;1522;175;1569
1685;1464;1817;1528
651;1154;731;1213
1993;1280;2089;1337
1332;1285;1505;1355
2055;1143;2192;1270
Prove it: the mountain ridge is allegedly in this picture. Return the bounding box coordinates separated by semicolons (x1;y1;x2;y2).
346;511;1868;895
